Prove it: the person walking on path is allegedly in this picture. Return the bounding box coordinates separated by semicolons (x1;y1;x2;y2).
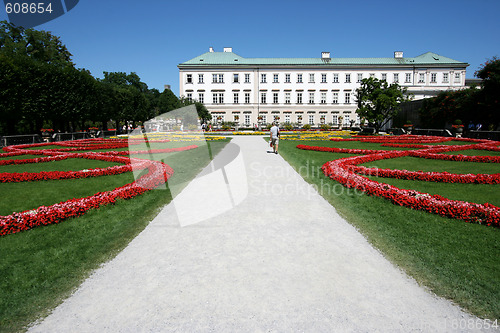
270;122;280;154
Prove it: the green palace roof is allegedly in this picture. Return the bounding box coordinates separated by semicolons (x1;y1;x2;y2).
179;51;468;68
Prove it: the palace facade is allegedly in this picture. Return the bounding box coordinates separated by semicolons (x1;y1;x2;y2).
178;47;468;127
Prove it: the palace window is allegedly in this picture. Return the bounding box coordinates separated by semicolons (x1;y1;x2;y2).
344;114;350;125
333;73;339;83
332;115;338;125
273;92;279;104
244;73;251;83
273;74;279;83
198;92;204;104
405;73;412;83
285;114;291;123
261;74;267;83
309;73;315;83
285;74;291;83
244;92;250;104
186;93;192;102
285;92;291;104
381;73;387;81
309;92;315;104
233;74;239;83
297;92;303;104
297;74;303;83
321;74;327;83
431;73;437;83
309;115;314;125
357;73;363;83
212;92;224;104
261;92;267;104
393;73;399;83
332;92;338;104
345;92;351;104
345;74;351;83
233;92;239;104
320;92;326;104
454;73;461;83
198;74;204;83
419;73;425;83
212;74;224;83
443;73;449;83
244;114;250;125
186;74;192;83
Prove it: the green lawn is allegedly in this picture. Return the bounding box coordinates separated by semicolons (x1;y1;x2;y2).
361;156;500;174
278;139;500;320
0;138;230;333
0;158;122;173
441;149;500;157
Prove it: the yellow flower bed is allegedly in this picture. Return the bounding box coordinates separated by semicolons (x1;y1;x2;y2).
125;132;226;142
280;130;357;141
122;130;357;141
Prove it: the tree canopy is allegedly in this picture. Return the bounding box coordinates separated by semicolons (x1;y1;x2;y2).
0;21;209;136
355;77;412;132
419;57;500;130
0;21;73;66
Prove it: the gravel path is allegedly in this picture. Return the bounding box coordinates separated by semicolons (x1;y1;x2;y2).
29;136;490;332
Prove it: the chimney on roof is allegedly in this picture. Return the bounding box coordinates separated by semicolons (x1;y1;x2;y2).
394;51;404;59
322;51;331;59
209;47;214;52
224;47;233;53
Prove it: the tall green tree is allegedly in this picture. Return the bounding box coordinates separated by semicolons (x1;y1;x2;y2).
99;72;152;127
356;77;412;132
0;20;83;134
475;57;500;127
419;89;478;128
158;88;181;114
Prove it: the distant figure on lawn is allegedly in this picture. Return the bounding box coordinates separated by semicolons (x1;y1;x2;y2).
270;122;280;154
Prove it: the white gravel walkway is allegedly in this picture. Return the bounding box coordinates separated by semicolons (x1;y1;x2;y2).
29;136;490;332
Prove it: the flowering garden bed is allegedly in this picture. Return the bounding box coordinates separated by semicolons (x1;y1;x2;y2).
0;138;198;236
297;135;500;227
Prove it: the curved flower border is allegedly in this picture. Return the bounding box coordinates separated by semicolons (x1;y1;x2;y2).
0;139;198;236
298;135;500;227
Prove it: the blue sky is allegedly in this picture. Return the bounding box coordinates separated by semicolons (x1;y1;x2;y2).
2;0;499;96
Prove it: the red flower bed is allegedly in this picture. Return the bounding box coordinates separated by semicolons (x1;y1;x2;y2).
300;136;500;227
0;139;198;236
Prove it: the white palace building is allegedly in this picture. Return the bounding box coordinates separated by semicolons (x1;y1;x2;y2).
178;47;468;128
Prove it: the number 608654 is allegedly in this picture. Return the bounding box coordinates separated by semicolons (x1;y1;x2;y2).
5;2;53;14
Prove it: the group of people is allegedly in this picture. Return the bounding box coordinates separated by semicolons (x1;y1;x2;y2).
468;121;482;131
201;123;213;131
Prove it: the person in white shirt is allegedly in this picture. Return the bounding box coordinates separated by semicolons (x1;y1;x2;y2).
269;122;280;154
